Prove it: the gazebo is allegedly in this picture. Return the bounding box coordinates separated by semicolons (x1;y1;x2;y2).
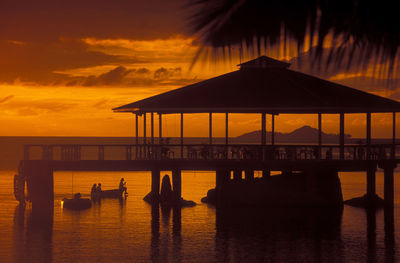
113;56;400;162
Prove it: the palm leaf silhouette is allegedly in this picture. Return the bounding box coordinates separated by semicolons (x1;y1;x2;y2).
186;0;399;73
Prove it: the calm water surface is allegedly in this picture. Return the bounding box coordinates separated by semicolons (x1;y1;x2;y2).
0;170;399;262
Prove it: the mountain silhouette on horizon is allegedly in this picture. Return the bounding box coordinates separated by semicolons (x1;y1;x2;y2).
235;125;351;143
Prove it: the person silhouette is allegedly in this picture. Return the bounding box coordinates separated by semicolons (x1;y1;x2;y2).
119;178;127;194
91;183;97;193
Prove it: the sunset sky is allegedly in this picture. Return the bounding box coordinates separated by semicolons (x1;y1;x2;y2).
1;0;399;138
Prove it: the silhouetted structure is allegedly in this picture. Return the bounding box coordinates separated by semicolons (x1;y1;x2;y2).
15;56;400;213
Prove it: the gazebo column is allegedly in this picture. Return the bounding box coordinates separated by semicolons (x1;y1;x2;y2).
144;113;147;159
225;113;229;145
392;112;396;158
339;113;345;160
366;112;371;160
209;112;212;145
318;113;322;160
151;112;154;158
261;112;266;161
180;113;184;158
271;114;275;146
135;114;138;159
261;113;266;145
159;113;162;142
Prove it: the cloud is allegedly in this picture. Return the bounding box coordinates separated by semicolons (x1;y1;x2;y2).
154;67;182;80
0;39;141;85
0;99;78;116
92;99;110;109
0;95;14;103
0;0;184;42
65;65;198;88
82;66;134;86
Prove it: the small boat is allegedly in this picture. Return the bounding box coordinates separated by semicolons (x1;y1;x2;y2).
62;193;92;210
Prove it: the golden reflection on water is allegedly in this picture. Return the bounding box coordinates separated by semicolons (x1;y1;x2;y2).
0;171;399;262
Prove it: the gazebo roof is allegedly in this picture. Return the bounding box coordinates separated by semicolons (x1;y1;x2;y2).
113;56;400;114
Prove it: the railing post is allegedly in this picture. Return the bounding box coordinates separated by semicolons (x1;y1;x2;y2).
126;146;132;160
99;146;104;160
24;145;30;160
76;145;81;160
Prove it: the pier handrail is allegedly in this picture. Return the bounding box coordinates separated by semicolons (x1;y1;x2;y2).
23;143;400;162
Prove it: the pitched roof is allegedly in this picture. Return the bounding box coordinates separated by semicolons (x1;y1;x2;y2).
113;57;400;114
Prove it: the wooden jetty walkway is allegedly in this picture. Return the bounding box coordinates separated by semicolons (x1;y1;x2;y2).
17;142;399;211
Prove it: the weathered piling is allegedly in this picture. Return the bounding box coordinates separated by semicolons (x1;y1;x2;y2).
366;164;377;201
215;169;230;208
24;162;54;215
233;169;242;181
245;169;254;181
172;169;182;200
151;169;160;196
262;169;271;179
383;163;396;207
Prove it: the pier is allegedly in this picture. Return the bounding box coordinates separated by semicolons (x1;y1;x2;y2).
15;57;400;212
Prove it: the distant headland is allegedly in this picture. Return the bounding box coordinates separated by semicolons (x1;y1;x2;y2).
234;125;352;143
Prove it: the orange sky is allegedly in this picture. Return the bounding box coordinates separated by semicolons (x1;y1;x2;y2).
0;0;399;138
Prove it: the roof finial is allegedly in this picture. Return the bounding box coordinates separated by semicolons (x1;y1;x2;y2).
238;56;291;69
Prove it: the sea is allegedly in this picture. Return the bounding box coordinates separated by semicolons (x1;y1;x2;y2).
0;137;399;263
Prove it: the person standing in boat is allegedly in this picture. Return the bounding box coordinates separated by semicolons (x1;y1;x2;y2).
119;178;127;194
97;183;102;192
91;183;98;201
91;184;97;194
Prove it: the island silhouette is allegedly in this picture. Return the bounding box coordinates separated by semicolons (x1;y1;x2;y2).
235;125;351;143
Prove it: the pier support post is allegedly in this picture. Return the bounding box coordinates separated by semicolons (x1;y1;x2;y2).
216;169;230;208
366;164;376;201
172;169;182;201
383;163;396;207
151;169;160;196
245;169;254;181
233;169;241;181
25;162;54;216
262;169;271;179
306;168;317;197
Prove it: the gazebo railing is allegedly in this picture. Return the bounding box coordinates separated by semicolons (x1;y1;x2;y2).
23;143;399;162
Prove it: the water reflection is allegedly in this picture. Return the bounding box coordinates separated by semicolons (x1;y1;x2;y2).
366;208;376;263
215;207;344;262
384;207;396;263
150;204;160;262
150;204;182;263
13;204;53;263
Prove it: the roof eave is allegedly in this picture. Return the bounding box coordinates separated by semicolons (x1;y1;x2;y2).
113;107;400;114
